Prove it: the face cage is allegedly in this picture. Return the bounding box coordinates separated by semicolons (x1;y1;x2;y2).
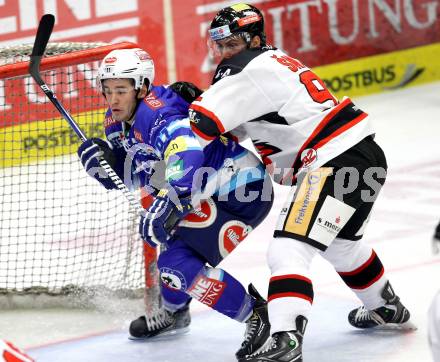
207;32;251;60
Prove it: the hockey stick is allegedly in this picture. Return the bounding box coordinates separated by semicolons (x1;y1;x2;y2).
29;14;145;217
29;14;164;320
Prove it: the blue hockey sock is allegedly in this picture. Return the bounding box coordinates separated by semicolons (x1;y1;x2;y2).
187;267;254;322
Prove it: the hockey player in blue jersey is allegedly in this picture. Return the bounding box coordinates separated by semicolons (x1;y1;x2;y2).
76;47;273;358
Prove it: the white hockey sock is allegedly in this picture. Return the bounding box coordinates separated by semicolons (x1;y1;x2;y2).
322;237;388;309
267;237;316;333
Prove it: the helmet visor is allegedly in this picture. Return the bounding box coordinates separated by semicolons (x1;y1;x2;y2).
207;32;250;62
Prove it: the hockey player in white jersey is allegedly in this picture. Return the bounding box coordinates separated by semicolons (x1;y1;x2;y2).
189;3;416;361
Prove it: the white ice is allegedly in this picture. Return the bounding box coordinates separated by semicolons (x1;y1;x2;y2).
1;81;440;362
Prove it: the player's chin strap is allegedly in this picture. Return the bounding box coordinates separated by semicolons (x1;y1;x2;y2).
125;89;143;125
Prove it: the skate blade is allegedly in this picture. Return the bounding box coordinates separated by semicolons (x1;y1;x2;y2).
374;320;417;331
128;327;190;341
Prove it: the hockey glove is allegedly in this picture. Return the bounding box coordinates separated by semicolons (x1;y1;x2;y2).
77;138;118;190
169;81;203;103
139;188;193;247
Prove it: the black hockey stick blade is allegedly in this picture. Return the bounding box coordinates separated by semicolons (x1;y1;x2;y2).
29;14;55;85
31;14;55;57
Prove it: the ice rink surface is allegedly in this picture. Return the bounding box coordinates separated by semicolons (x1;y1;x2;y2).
1;81;440;361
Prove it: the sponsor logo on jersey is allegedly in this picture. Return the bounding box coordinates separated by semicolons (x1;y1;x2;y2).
144;93;163;109
188;275;225;307
133;129;144;142
164;136;188;161
219;220;252;258
165;159;185;181
188;109;199;124
284;168;333;236
191;208;208;219
308;195;356;248
149;118;168;145
294;175;321;225
180;199;217;228
316;217;342;234
160;267;187;290
301;148;317;168
104;116;119;128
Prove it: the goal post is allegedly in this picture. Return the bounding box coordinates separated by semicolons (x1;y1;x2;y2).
0;41;154;309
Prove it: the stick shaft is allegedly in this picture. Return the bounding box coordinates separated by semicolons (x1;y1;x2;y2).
28;14;145;217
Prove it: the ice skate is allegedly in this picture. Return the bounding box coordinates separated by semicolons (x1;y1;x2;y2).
236;284;271;360
129;304;190;340
239;315;307;362
348;281;416;331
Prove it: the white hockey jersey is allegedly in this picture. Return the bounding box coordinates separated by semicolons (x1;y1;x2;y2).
189;47;375;185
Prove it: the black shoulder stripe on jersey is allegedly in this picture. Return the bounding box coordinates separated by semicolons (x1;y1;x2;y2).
212;47;270;84
189;106;223;141
291;102;366;174
248;112;288;125
309;103;365;148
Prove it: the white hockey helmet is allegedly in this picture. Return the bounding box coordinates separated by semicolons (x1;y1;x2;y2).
97;48;155;91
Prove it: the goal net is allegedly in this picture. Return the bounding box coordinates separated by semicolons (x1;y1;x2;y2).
0;42;149;308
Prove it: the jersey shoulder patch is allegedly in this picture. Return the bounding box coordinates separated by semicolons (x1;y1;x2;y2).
103;108;120;129
212;47;270;84
103;115;123;140
143;90;164;110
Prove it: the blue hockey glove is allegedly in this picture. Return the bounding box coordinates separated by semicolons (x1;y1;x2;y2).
139;188;193;247
77;138;118;190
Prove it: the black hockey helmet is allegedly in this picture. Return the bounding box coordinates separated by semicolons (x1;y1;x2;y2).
209;3;266;46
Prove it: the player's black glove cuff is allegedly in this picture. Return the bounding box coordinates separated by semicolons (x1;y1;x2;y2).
169;81;203;103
